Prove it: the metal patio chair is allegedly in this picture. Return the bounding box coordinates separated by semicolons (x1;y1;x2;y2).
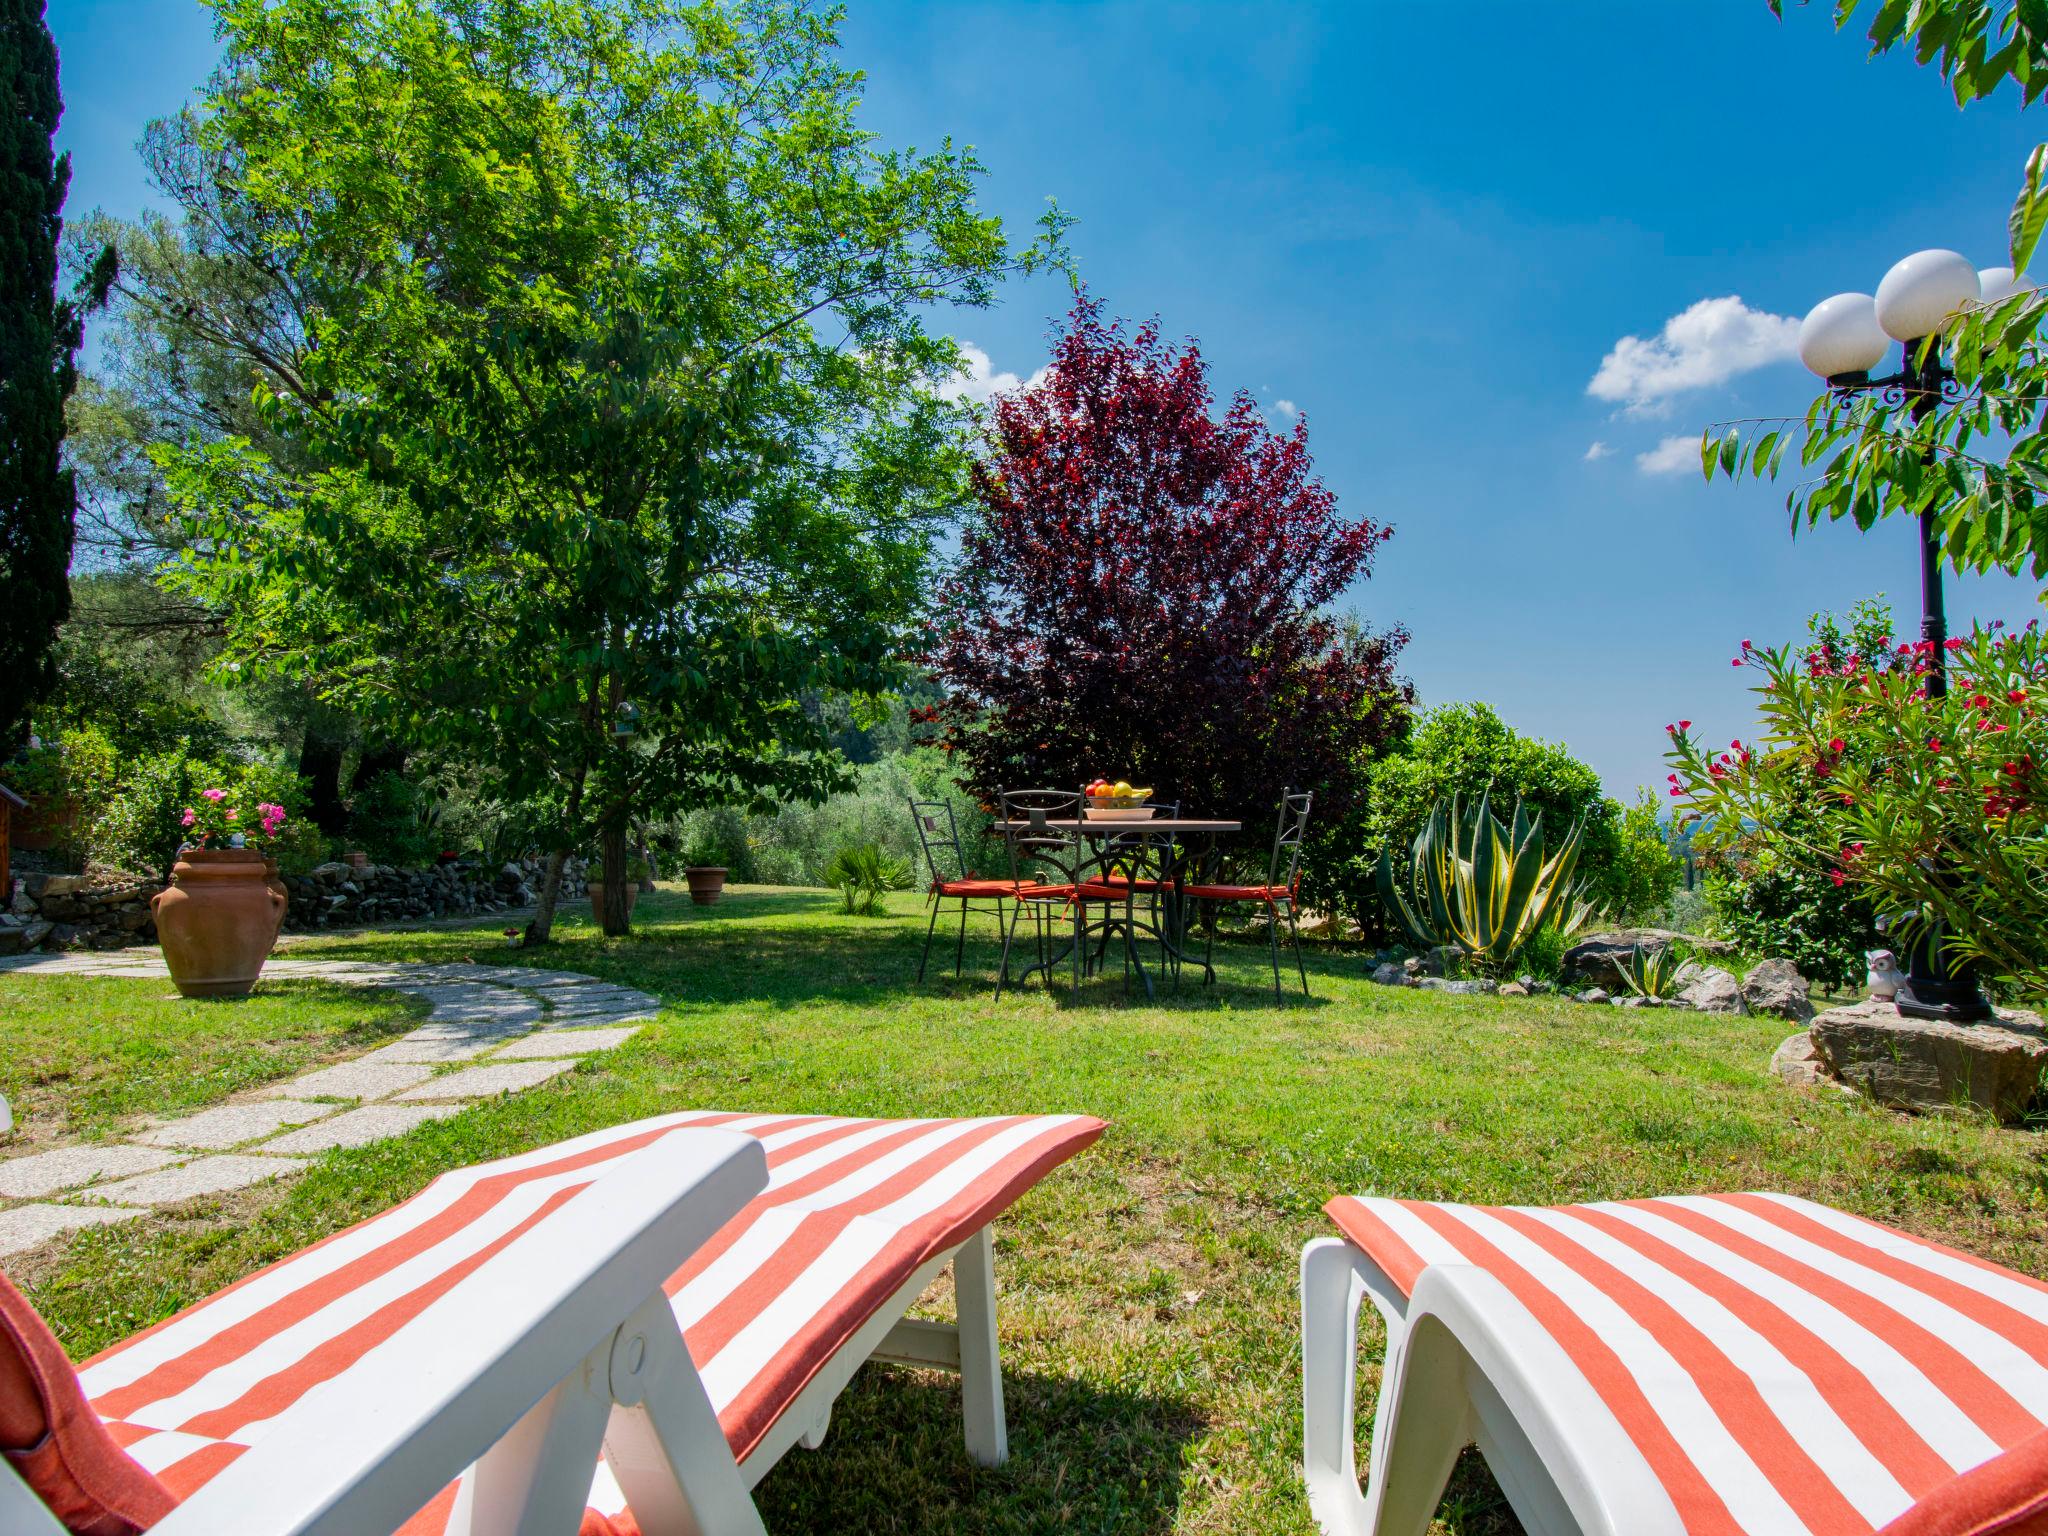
908;798;1024;982
1184;787;1315;1002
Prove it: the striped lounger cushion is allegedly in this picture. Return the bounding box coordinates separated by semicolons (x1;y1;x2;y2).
1328;1192;2048;1536
74;1108;1104;1532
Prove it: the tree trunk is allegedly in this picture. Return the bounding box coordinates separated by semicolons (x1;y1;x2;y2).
524;848;569;946
296;727;349;836
600;815;631;936
349;737;409;792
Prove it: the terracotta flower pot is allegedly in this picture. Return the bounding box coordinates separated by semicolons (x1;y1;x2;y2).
152;848;286;998
263;857;290;941
684;866;728;906
586;881;640;917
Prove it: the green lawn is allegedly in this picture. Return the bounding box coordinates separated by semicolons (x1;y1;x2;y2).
0;974;425;1143
13;886;2048;1534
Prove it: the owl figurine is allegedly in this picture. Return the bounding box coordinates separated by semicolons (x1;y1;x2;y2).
1866;949;1900;1002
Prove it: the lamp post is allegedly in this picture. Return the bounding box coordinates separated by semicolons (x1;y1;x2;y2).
1793;251;2031;1022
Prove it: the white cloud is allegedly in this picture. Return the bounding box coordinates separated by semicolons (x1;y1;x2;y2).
1636;434;1704;476
1583;440;1613;461
1274;398;1299;419
1587;296;1798;415
935;342;1045;405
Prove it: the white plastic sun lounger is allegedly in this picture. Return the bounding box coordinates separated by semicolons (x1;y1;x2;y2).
1303;1192;2048;1536
2;1108;1103;1535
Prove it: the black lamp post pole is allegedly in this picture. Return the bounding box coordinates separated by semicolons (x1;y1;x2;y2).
1845;337;1991;1020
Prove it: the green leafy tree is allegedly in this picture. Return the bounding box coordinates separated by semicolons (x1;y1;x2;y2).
0;0;110;750
1710;4;2048;579
163;0;1062;938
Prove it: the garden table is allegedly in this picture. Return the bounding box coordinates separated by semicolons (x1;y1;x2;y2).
993;816;1241;996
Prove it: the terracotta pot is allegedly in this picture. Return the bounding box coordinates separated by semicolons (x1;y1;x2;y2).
586;881;640;917
263;857;289;941
152;848;286;998
684;866;728;906
343;849;370;872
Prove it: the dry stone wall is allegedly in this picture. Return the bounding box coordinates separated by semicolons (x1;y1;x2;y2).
0;855;590;955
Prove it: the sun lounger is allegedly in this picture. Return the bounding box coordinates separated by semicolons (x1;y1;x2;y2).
1303;1192;2048;1536
3;1108;1103;1534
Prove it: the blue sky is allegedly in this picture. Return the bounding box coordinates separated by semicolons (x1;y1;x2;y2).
48;0;2046;797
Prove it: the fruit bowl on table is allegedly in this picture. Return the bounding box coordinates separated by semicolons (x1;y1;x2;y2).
1085;792;1155;821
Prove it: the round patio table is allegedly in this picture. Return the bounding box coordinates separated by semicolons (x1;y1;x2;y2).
992;816;1241;996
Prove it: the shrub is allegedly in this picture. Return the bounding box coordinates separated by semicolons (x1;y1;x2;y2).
1332;703;1622;935
1700;849;1879;991
1604;790;1684;923
346;770;442;866
1374;793;1597;974
822;840;910;916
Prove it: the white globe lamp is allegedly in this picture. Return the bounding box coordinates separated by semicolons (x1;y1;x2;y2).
1977;265;2037;305
1797;292;1890;379
1874;249;1981;341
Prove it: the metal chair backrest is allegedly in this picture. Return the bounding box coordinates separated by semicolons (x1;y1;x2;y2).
907;799;967;887
1000;789;1084;885
1266;788;1315;895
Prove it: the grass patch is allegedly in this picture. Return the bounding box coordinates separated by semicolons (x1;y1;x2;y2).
0;974;425;1144
17;885;2048;1533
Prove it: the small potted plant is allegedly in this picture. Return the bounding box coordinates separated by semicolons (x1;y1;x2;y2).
682;836;729;906
152;790;292;998
586;853;650;918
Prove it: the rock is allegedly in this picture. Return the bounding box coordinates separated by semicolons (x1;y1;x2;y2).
1402;956;1424;977
1416;977;1495;995
1771;1031;1827;1087
1573;987;1610;1006
1297;911;1332;938
1677;965;1744;1015
1371;962;1408;987
1741;959;1814;1023
310;861;351;885
1615;995;1687;1009
1810;998;2048;1122
1563;929;1737;985
1497;981;1529;997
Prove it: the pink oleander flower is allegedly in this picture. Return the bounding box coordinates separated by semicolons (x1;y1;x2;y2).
180;809;196;827
202;787;226;801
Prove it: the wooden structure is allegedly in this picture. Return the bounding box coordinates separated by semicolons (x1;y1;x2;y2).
0;781;22;900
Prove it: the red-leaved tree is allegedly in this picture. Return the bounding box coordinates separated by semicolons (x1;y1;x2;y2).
926;296;1411;843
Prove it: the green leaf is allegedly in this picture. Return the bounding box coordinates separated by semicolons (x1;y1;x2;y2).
2011;143;2048;274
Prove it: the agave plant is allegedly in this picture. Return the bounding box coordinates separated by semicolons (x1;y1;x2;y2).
1374;793;1598;970
1613;942;1684;1000
823;840;912;917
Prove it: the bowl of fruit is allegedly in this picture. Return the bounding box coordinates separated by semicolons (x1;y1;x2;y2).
1083;779;1155;820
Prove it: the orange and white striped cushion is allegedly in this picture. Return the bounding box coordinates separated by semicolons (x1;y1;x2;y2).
1327;1193;2048;1536
74;1109;1104;1531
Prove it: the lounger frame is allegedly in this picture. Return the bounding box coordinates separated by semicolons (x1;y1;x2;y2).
1302;1236;1668;1536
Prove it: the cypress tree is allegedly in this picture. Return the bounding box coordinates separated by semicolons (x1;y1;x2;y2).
0;0;108;751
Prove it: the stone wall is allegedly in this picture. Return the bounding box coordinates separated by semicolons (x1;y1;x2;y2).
0;855;591;956
280;855;588;930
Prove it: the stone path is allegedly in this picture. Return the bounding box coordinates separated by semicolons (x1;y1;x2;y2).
0;952;660;1258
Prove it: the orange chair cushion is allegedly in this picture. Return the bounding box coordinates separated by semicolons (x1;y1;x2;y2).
0;1270;175;1536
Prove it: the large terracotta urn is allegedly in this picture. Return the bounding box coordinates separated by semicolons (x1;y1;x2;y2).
586;880;640;918
263;857;290;941
152;848;286;998
684;866;728;906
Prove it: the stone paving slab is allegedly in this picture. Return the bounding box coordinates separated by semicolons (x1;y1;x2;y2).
266;1060;438;1100
87;1154;308;1206
396;1060;576;1100
0;1144;183;1200
135;1099;340;1151
0;1202;149;1258
358;1035;510;1065
493;1026;642;1059
538;1009;656;1029
259;1103;467;1154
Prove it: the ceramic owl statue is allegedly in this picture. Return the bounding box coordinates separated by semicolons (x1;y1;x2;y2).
1866;949;1900;1002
